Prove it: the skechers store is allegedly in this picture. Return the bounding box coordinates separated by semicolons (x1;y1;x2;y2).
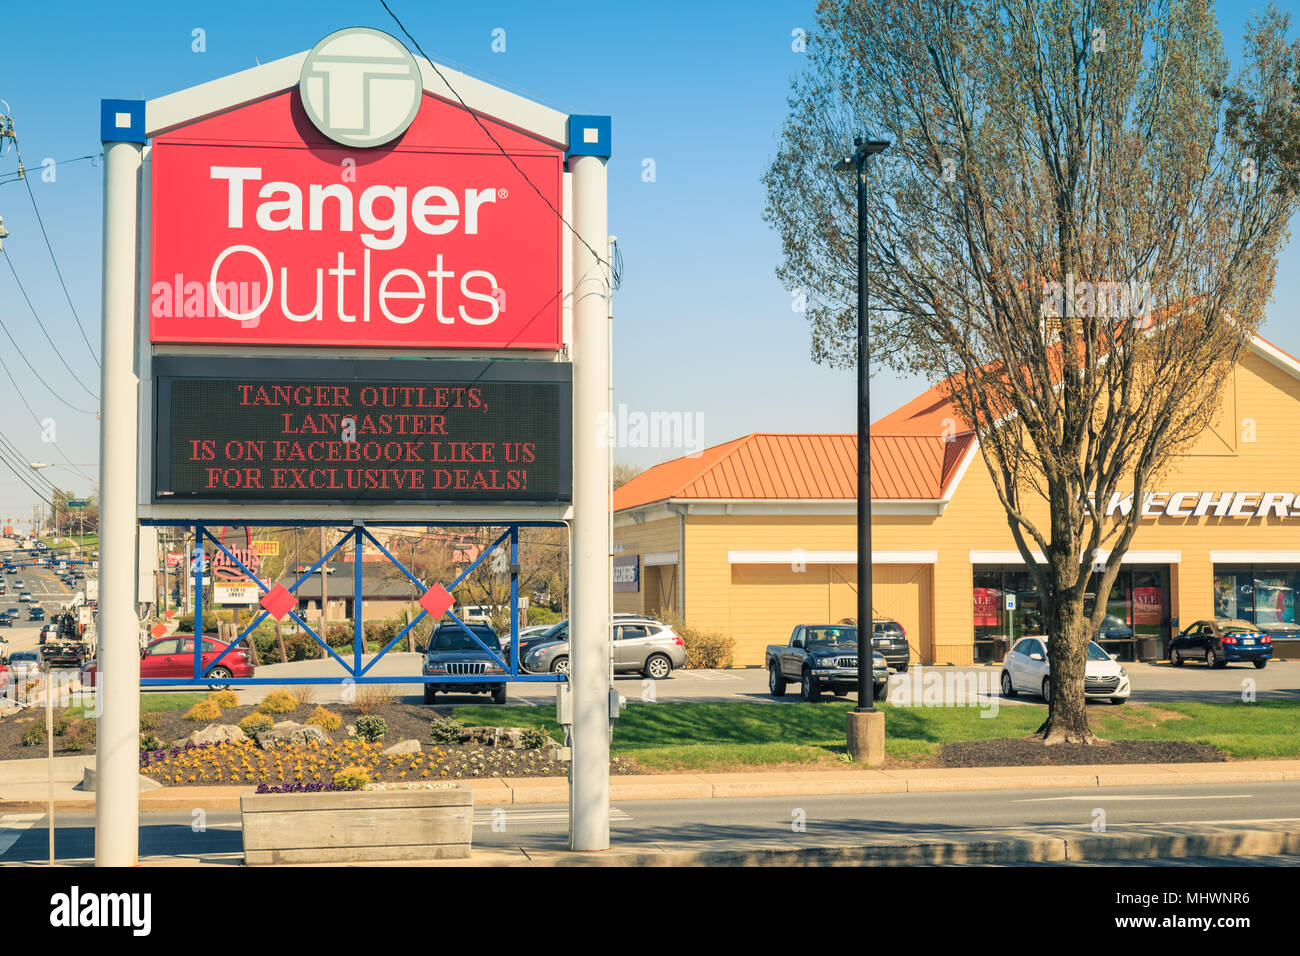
612;334;1300;666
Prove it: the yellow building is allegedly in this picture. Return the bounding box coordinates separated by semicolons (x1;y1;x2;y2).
612;334;1300;666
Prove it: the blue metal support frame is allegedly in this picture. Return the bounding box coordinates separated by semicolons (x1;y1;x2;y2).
143;522;567;688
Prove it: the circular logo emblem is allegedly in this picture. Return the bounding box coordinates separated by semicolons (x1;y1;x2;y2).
299;27;422;148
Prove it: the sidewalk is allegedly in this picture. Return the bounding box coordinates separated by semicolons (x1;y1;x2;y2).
5;758;1300;813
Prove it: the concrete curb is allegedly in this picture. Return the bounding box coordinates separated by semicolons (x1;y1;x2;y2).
3;758;1299;813
222;824;1300;867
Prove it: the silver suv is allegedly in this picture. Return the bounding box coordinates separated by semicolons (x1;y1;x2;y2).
523;618;686;679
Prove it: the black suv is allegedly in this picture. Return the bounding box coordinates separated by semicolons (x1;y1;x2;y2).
418;623;508;704
869;618;911;671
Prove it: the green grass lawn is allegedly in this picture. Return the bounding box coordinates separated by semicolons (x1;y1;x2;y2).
452;698;1300;771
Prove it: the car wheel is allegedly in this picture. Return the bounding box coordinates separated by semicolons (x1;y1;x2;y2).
1253;660;1267;670
800;668;821;702
423;684;436;704
769;664;787;697
1110;697;1126;705
1000;671;1017;698
549;656;569;676
896;662;909;673
873;681;887;700
643;654;672;680
1205;649;1217;668
491;683;507;705
1171;648;1183;667
1041;676;1051;703
833;687;848;696
207;666;232;691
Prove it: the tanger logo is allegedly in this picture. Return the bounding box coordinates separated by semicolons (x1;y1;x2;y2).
299;27;423;149
49;887;151;936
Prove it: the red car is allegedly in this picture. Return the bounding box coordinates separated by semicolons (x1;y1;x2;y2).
82;636;254;690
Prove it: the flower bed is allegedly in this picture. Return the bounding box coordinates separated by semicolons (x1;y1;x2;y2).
138;737;584;786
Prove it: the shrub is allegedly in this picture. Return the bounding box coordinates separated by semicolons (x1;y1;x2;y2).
306;705;341;732
428;716;465;744
353;684;396;716
257;690;298;715
139;712;161;732
184;699;222;722
526;606;561;626
354;714;387;742
52;716;70;736
288;684;317;708
21;724;46;746
331;764;371;789
281;631;323;662
209;690;240;708
520;727;548;749
139;733;163;751
252;631;281;662
239;712;274;736
658;612;736;669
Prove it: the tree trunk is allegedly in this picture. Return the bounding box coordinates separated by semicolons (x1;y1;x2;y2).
1037;586;1097;744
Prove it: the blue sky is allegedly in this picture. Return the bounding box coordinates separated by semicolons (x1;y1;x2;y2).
0;0;1295;523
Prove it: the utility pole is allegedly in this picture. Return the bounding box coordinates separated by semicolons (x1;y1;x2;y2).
834;136;890;765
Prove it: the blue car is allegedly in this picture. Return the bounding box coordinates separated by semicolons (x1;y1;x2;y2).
1170;619;1271;669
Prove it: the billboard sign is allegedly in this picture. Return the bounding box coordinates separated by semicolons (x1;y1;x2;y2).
213;582;260;605
147;81;563;351
152;356;572;504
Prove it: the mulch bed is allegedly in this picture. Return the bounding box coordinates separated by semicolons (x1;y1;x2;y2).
938;737;1227;767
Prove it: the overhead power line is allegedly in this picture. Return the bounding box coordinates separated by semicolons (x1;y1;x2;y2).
379;0;610;272
1;249;98;400
9;139;101;367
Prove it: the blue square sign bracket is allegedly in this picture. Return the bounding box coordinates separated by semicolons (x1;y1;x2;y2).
101;99;146;144
566;114;611;160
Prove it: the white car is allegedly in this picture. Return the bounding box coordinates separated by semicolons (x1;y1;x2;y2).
1000;637;1130;704
18;592;32;603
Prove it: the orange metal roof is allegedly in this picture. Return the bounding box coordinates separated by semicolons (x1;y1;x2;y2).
612;432;976;512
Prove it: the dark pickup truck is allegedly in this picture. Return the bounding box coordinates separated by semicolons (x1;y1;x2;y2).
766;624;888;702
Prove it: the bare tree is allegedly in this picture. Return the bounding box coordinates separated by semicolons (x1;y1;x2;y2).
764;0;1300;741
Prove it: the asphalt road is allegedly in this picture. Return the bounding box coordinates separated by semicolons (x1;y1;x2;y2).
3;780;1298;865
0;553;85;655
176;653;1300;711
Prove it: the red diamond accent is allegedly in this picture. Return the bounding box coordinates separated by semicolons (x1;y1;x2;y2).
419;583;454;619
164;609;175;620
260;584;297;621
150;623;168;639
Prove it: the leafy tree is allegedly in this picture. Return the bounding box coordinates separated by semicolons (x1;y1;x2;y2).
764;0;1300;742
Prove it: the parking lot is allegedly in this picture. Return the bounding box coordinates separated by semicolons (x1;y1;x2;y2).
174;654;1300;708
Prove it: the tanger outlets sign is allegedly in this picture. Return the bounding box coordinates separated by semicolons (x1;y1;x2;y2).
152;357;572;503
147;48;563;350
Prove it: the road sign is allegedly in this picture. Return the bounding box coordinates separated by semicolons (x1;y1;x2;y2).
66;499;90;510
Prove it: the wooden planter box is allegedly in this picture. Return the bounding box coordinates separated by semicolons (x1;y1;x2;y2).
240;785;473;865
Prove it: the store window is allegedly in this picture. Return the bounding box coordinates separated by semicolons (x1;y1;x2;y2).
1214;566;1300;632
975;564;1169;662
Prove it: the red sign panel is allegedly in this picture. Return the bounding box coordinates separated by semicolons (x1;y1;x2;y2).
148;95;563;350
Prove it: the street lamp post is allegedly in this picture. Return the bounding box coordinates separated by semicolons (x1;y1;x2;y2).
834;136;890;763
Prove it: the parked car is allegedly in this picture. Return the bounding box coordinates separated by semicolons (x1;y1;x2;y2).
523;618;686;679
82;635;255;690
6;649;43;679
1000;638;1131;704
767;625;889;701
418;622;507;704
1170;619;1271;669
871;619;911;671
